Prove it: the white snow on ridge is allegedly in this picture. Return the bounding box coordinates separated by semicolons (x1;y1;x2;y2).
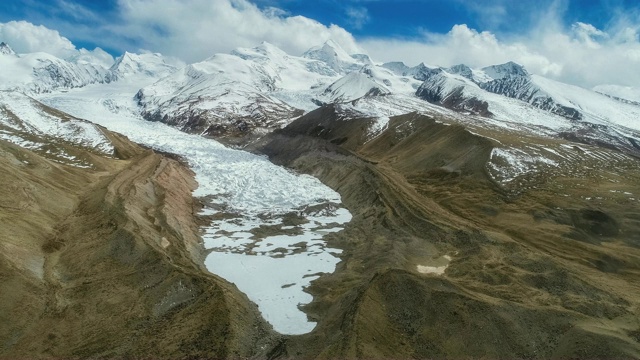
0;91;113;155
593;84;640;103
37;81;352;335
531;75;640;132
110;52;182;80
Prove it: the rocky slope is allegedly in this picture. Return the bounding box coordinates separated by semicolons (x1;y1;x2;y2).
0;93;278;358
250;105;640;358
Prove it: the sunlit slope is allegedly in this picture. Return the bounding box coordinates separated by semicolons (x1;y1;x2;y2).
255;106;640;358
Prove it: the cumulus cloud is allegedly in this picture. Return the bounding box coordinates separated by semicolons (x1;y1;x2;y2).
0;20;114;65
361;20;640;88
2;0;639;88
107;0;361;62
0;21;77;58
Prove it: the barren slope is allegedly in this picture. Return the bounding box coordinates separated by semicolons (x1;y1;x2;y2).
0;96;277;358
254;106;640;358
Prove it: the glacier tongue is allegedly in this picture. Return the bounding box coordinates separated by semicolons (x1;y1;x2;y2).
37;81;352;335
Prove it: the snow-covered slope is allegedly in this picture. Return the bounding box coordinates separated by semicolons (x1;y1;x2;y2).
415;68;492;116
302;39;366;74
593;85;640;104
0;43;181;95
110;52;182;80
526;75;640;131
135;51;303;138
0;42;15;55
0;48;114;95
0;91;113;167
317;67;392;104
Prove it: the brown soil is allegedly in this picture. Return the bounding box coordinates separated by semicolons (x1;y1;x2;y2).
254;106;640;358
0;125;278;358
3;98;640;359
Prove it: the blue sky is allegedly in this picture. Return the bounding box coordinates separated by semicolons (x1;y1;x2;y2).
1;0;638;55
0;0;639;87
254;0;636;38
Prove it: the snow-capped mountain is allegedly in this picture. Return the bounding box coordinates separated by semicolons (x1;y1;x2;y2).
414;61;640;137
0;43;182;95
0;42;15;55
110;52;182;80
481;61;529;80
381;61;432;81
135;40;388;138
317;66;392;104
1;37;638;155
129;40;640;152
302;39;369;74
593;84;640;105
0;45;114;95
0;90;114;167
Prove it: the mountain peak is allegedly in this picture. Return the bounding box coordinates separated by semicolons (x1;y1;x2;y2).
350;53;373;65
322;39;341;50
447;64;473;79
0;42;16;56
254;41;287;56
482;61;529;80
303;39;359;74
110;51;179;79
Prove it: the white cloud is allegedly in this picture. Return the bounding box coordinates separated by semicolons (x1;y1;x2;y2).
107;0;361;62
361;20;640;88
2;0;639;89
346;6;370;30
0;20;77;58
0;20;113;65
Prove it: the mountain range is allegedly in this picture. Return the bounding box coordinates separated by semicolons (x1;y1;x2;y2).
1;39;638;153
2;37;640;358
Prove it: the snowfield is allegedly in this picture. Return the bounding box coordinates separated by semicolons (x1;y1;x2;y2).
0;90;114;157
37;79;352;335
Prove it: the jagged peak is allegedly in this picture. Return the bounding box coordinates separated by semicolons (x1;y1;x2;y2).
482;61;529;80
0;41;16;55
448;64;472;73
447;64;475;81
413;62;431;71
303;39;351;59
322;39;342;50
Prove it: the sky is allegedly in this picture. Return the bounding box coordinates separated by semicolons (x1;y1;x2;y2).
0;0;639;88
